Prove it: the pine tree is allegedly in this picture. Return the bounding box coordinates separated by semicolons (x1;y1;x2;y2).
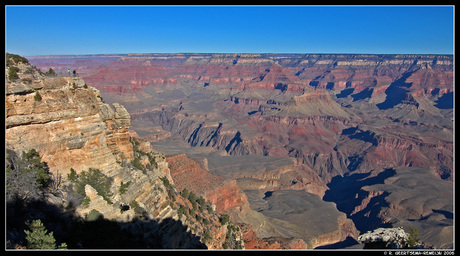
24;219;67;249
407;227;421;248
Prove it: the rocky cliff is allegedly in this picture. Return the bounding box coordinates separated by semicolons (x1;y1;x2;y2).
6;54;244;249
5;58;134;177
166;154;249;214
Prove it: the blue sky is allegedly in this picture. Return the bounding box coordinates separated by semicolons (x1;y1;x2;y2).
5;5;454;56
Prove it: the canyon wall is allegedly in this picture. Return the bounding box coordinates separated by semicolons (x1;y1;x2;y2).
28;53;454;249
6;56;244;249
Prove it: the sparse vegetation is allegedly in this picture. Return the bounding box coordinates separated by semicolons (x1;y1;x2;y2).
131;156;143;170
86;209;103;222
67;168;113;204
160;176;176;201
181;188;189;198
97;95;105;103
201;230;212;244
67;168;78;182
223;222;243;249
6;149;52;202
130;200;148;220
34;91;42;102
407;227;421;248
119;181;131;195
8;66;20;80
6;52;29;66
45;68;56;76
219;214;230;225
22;77;32;84
177;205;188;219
129;137;161;173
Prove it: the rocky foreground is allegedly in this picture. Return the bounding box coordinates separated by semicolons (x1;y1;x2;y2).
27;53;454;249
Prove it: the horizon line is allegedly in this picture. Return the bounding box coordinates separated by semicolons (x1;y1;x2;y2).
24;52;455;57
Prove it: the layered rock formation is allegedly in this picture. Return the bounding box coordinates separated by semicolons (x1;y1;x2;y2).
5;67;124;176
166;154;249;213
6;55;244;249
28;53;454;249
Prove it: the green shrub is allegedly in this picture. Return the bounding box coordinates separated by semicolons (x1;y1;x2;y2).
178;205;188;219
119;181;131;195
131;157;143;170
202;229;212;243
45;68;56;76
8;66;20;80
197;196;206;207
6;53;29;66
130;200;147;218
206;203;214;213
70;168;113;204
188;191;197;203
219;214;230;225
87;209;103;221
407;227;421;248
34;91;42;102
181;188;189;198
130;200;140;210
67;168;78;182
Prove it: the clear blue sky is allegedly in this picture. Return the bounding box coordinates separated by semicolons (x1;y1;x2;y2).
5;5;454;56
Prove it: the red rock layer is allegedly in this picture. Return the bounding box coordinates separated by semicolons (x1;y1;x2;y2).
166;154;249;213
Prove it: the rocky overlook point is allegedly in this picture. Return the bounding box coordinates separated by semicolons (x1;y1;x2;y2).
9;52;454;249
6;53;244;249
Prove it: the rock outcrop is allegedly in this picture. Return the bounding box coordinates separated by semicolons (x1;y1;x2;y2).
166;154;249;213
6;70;121;176
358;227;410;249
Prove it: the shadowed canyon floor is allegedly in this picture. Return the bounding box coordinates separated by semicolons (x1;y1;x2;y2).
28;53;454;249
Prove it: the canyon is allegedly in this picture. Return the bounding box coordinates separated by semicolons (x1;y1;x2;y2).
6;55;244;249
27;53;454;249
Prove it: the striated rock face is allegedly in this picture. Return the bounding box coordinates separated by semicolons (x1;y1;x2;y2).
6;57;245;249
336;125;453;180
240;223;309;249
166;154;249;213
6;73;123;176
99;102;134;161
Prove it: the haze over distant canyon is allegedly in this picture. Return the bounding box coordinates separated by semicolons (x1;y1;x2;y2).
27;53;453;249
